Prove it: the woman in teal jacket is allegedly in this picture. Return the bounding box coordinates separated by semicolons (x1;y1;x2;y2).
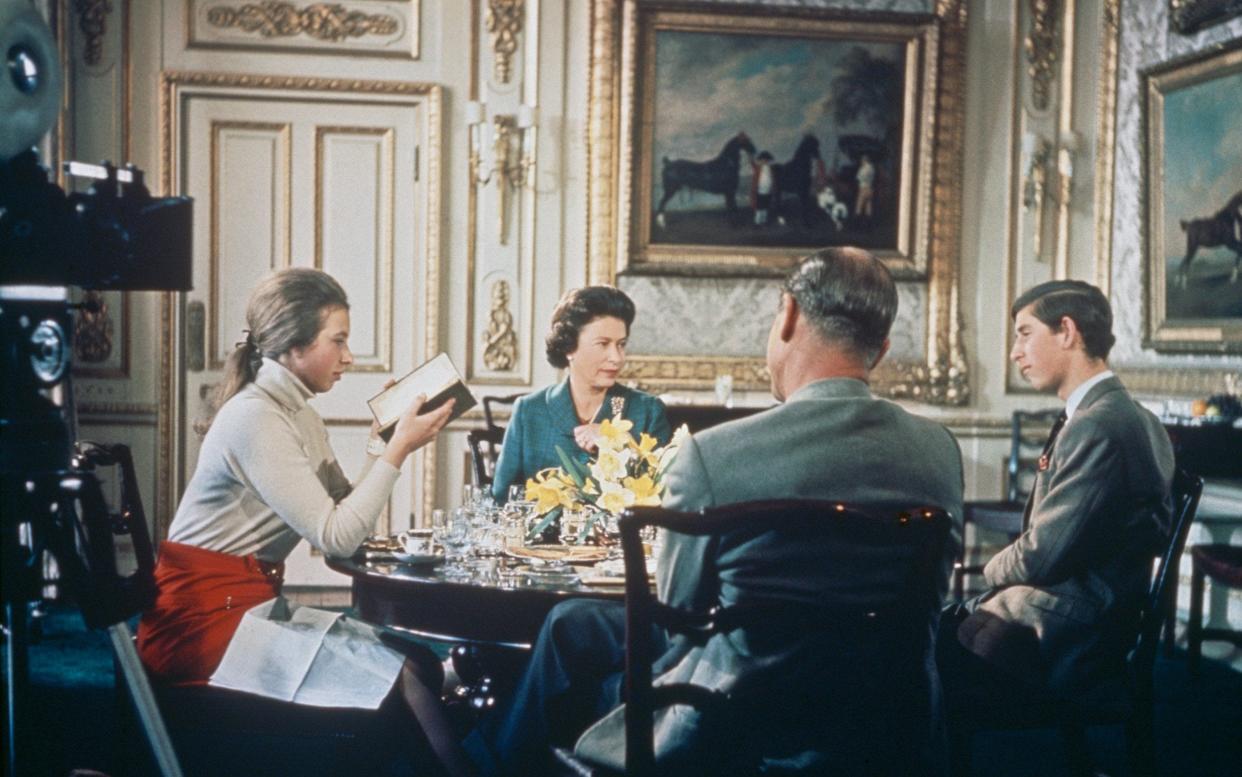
491;286;671;503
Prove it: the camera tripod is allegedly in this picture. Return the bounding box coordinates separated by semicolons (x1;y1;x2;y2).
1;289;182;776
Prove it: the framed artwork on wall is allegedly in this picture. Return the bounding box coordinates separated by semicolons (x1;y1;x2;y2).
1142;39;1242;354
587;0;969;403
1169;0;1242;36
600;3;942;278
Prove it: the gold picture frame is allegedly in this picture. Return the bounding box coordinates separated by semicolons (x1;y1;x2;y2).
1141;40;1242;355
587;0;969;403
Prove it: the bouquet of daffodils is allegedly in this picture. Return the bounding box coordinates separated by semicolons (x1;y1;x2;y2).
524;417;689;543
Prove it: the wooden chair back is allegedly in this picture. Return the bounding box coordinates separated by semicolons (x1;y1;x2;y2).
615;500;953;775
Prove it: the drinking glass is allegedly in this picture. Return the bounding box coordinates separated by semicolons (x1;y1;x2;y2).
508;484;526;503
462;484;478;508
559;509;587;546
436;509;473;576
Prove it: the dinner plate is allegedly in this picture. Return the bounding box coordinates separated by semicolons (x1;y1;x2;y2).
506;545;611;563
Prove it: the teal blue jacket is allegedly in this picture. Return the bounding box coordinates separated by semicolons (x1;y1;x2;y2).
490;379;671;502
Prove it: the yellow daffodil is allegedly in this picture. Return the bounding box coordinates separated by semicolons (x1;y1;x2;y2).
591;446;632;483
623;474;661;506
597;417;635;451
527;470;568;515
633;433;659;466
597;479;636;514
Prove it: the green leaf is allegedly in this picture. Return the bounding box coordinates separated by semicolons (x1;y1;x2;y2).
527;506;561;542
555;445;587;487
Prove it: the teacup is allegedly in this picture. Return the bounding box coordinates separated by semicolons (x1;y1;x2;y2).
400;532;431;555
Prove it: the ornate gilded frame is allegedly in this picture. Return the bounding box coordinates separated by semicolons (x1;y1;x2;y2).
1140;39;1242;355
587;0;969;403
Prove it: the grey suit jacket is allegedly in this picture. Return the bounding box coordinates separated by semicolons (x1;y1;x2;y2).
575;377;964;771
962;376;1175;693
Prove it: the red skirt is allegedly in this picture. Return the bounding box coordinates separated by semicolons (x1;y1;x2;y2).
137;541;284;686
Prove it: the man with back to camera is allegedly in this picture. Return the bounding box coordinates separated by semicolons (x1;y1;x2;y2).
464;247;965;776
939;280;1175;705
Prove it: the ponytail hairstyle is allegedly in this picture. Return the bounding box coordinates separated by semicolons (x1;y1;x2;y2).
196;268;349;434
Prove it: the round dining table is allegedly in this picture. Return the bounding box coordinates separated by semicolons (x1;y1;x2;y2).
326;554;624;650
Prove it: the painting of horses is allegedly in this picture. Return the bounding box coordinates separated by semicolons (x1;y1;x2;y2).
624;9;939;276
643;27;907;256
1142;40;1242;353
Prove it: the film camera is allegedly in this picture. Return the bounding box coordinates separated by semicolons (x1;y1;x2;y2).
2;1;192;773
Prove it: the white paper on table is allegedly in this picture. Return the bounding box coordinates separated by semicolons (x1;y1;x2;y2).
207;597;400;709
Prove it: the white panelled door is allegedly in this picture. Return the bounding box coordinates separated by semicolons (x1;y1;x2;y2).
168;75;440;586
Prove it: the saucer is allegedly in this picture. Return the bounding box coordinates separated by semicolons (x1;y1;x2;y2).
391;551;444;566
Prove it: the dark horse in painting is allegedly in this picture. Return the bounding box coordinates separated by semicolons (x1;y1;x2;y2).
1178;189;1242;287
655;132;756;228
773;134;827;227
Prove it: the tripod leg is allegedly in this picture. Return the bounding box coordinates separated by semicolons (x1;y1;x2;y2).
3;601;31;777
108;622;184;777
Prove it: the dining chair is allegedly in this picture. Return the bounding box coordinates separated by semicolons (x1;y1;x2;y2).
482;392;524;433
948;468;1203;777
554;499;953;777
1186;542;1242;676
466;426;506;488
953;408;1062;601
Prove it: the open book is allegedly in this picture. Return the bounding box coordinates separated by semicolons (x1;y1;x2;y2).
367;353;477;441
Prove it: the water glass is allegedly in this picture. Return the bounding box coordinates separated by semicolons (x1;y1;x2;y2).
437;509;473;575
508;483;526;503
559;509;587;546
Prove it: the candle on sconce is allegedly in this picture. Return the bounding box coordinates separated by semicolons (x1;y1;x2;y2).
465;101;485;126
1058;149;1073;177
1021;132;1036;157
517;104;537;129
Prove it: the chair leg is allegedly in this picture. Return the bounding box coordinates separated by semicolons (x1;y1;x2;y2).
1188;561;1205;677
948;726;972;777
1125;703;1157;777
1162;570;1179;657
1060;725;1093;777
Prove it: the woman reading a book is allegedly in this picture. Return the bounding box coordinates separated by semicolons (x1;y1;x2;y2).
137;268;473;776
491;285;671;502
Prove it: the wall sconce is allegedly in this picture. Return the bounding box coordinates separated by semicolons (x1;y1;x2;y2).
1021;132;1052;259
467;101;537;244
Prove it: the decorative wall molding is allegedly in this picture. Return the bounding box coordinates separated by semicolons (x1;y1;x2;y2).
74;290;113;363
205;1;399;41
482;280;518;371
486;0;524;84
1093;0;1120;295
74;0;111;66
189;0;420;58
1025;0;1059;112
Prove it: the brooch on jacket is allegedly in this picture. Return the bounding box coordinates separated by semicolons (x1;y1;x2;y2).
610;396;626;417
1037;453;1051;472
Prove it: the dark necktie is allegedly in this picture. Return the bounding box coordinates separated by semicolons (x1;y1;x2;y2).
1023;410;1067;531
1037;410;1068;473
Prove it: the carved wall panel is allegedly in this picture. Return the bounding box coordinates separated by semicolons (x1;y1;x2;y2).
188;0;421;58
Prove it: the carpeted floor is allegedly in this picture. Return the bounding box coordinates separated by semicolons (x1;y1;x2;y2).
4;605;1241;776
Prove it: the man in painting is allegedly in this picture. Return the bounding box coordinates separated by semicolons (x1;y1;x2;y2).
854;153;875;219
939;280;1175;707
464;247;964;776
750;150;777;227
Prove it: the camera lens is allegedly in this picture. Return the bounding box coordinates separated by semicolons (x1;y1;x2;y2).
8;44;40;96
